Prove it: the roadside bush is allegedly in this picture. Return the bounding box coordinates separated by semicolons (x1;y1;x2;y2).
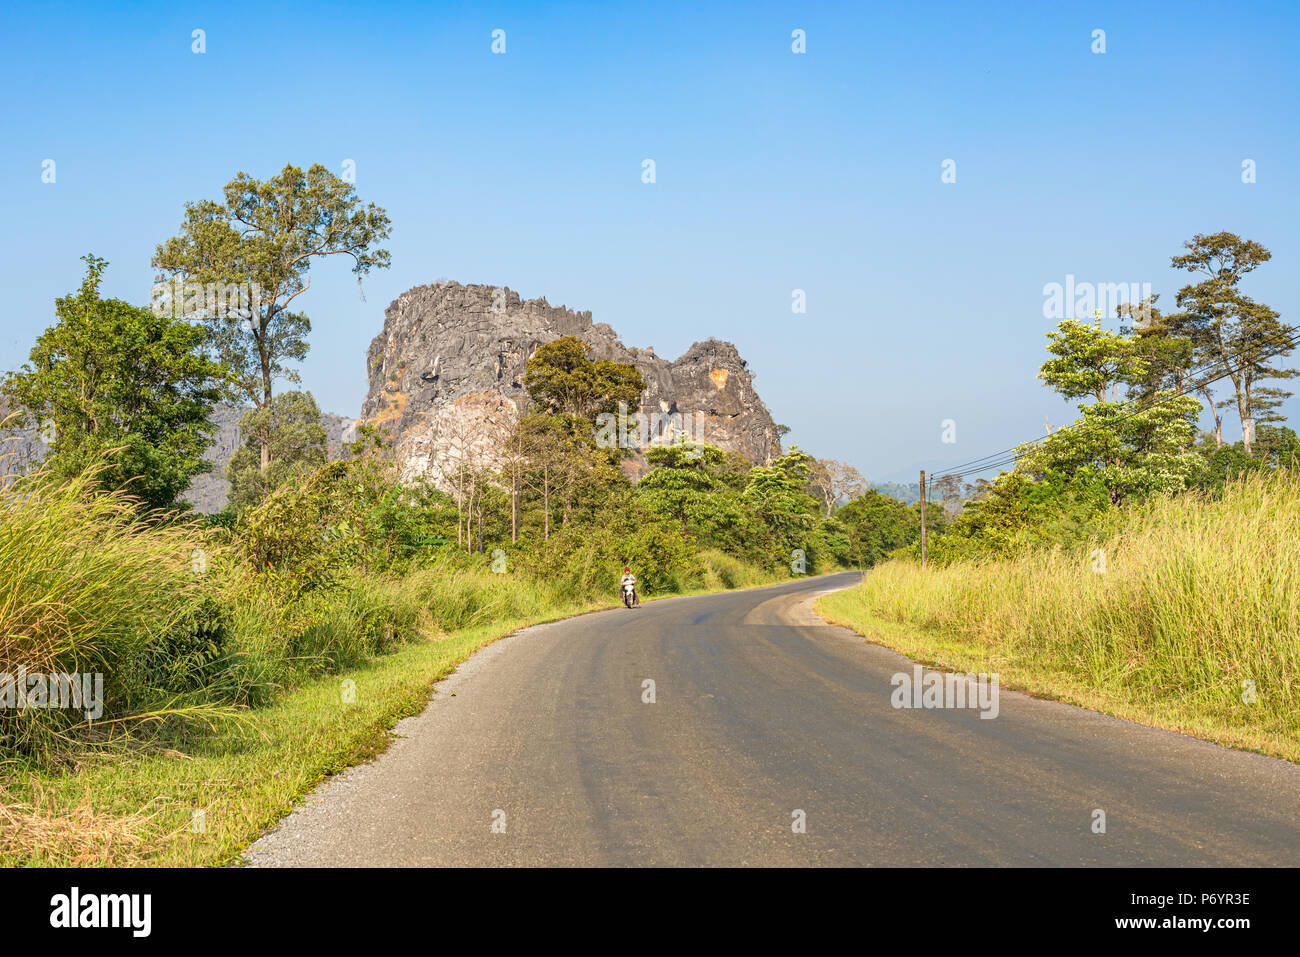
142;595;231;694
236;457;455;604
534;514;704;598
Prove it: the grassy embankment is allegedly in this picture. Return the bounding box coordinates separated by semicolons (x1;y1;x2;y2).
0;468;779;866
818;472;1300;762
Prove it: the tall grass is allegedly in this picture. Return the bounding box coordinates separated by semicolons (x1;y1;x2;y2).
821;471;1300;752
226;561;580;691
0;463;614;769
699;548;775;590
0;466;221;760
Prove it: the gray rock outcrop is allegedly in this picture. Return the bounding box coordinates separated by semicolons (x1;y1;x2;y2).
359;282;782;486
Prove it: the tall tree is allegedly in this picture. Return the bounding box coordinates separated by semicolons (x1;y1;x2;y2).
522;336;645;429
153;163;391;468
512;339;644;540
1169;233;1296;454
2;255;227;512
807;458;868;517
1118;294;1220;444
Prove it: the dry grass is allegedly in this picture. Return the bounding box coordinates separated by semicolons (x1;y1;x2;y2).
0;781;167;866
819;471;1300;759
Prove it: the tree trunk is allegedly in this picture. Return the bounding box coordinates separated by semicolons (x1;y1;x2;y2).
1240;373;1255;455
542;466;550;541
259;328;273;470
465;478;475;556
1199;386;1223;448
456;459;464;547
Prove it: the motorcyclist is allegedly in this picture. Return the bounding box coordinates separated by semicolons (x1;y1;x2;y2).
620;567;639;607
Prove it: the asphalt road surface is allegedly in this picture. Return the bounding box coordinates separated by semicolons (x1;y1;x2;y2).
245;572;1300;866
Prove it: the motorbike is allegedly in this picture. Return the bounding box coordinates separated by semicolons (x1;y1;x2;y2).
622;580;638;609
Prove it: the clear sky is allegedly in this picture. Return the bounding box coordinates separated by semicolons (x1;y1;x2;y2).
4;0;1297;482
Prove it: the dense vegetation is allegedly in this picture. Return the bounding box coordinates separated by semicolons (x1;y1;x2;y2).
923;232;1296;563
0;168;935;777
0;324;929;771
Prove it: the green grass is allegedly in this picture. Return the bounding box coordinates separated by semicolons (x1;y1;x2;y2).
817;470;1300;763
698;548;780;591
0;466;227;758
1;607;602;866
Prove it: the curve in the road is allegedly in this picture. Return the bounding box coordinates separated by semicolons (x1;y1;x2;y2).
245;572;1300;867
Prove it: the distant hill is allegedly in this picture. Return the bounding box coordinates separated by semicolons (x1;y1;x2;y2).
871;482;921;504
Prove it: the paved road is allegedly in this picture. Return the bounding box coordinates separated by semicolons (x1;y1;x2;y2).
245;572;1300;866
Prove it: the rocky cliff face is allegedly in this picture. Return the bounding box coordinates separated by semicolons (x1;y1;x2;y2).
359;282;782;486
0;399;47;476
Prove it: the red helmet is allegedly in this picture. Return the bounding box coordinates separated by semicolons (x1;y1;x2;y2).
623;567;630;572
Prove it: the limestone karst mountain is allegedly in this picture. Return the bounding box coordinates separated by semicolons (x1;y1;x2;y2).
359;281;783;488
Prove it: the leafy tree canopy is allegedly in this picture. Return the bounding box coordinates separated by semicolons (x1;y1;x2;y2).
523;336;645;425
3;255;227;512
226;391;330;512
154;163;391;467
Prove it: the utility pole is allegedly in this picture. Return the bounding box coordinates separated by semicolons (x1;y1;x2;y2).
919;469;927;569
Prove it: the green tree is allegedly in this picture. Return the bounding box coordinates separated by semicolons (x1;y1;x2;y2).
1032;311;1203;503
2;255;226;512
523;336;645;428
742;447;822;561
836;489;918;567
1119;296;1196;402
1038;316;1146;404
225;391;329;511
1169;233;1297;454
637;440;744;538
153;163;392;469
928;470;1112;562
1256;424;1300;469
1018;395;1204;504
514;339;644;539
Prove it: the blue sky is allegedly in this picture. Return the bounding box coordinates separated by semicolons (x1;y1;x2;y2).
3;0;1297;482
